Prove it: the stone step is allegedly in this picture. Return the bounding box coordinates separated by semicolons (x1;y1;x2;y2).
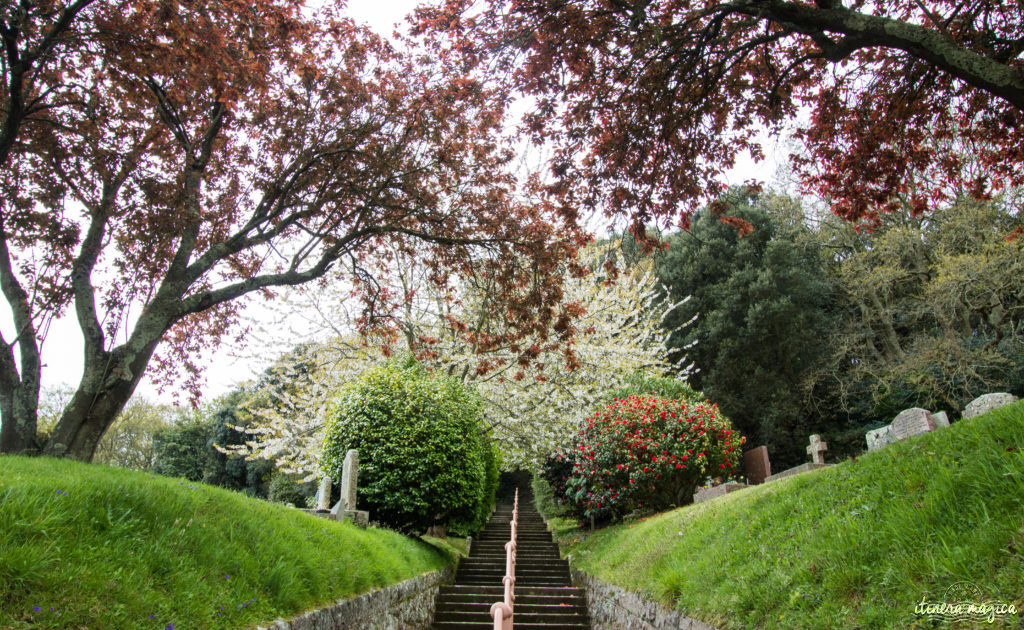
458;561;565;565
437;597;587;609
458;561;565;569
436;597;586;608
435;611;589;624
433;623;590;630
455;571;571;581
440;586;584;596
432;492;586;630
455;579;572;587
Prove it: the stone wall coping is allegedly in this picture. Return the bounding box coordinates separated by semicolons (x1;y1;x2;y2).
255;564;454;630
570;567;719;630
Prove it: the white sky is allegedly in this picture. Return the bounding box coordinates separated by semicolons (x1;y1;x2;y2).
21;0;783;407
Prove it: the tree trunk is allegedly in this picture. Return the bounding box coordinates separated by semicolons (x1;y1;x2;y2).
43;334;162;461
0;381;40;454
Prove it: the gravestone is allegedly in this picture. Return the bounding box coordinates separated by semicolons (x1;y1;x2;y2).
891;408;935;440
340;449;358;510
743;446;771;485
866;425;897;451
963;393;1019;419
806;434;827;465
932;411;950;428
316;475;332;511
694;481;748;504
330;449;370;527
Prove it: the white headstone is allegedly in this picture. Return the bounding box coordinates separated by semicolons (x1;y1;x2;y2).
866;425;897;451
963;393;1019;419
891;408;936;440
932;411;950;428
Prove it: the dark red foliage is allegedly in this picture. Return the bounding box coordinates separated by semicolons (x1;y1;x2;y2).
417;1;1024;229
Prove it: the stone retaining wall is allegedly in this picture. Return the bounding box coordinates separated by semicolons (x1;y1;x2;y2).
570;567;718;630
257;565;454;630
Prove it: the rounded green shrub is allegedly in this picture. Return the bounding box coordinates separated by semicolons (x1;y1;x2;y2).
321;360;493;533
567;394;743;523
602;374;703;406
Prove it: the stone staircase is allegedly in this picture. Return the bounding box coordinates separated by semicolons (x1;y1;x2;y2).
432;488;590;629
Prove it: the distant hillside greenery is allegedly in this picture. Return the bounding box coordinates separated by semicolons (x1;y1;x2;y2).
0;457;453;629
536;401;1024;629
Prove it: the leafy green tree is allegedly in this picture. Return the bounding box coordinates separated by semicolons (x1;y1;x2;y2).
810;197;1024;422
321;359;496;534
152;392;273;496
152;417;211;482
603;374;702;406
93;398;176;471
656;191;835;468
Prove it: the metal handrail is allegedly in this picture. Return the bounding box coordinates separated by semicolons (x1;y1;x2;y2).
489;488;518;630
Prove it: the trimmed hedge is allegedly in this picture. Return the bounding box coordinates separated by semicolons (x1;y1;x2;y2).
322;359;496;534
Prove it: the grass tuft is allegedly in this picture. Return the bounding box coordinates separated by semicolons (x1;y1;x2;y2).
540;401;1024;629
0;456;451;629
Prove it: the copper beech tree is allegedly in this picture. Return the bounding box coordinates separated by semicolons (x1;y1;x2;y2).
418;0;1024;230
0;0;586;459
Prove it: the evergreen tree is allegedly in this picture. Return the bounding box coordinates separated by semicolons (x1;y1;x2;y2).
656;191;835;468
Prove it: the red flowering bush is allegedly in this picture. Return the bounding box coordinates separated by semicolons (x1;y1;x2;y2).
566;395;743;523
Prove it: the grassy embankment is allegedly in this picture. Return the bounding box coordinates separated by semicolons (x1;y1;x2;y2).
0;457;457;629
535;401;1024;629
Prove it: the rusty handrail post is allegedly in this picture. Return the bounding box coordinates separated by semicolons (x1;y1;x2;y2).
490;488;518;630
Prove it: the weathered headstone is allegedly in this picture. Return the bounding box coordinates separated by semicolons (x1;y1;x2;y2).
329;449;370;527
932;411;950;428
316;475;332;511
806;434;827;465
693;481;748;504
891;408;936;440
963;393;1019;419
865;425;897;451
743;446;771;485
340;449;358;510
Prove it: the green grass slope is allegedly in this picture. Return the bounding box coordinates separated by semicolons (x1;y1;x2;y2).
542;401;1024;629
0;457;453;629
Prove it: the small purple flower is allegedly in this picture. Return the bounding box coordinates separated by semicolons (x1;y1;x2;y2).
149;614;155;619
49;608;54;612
166;624;173;630
225;574;230;580
33;606;41;612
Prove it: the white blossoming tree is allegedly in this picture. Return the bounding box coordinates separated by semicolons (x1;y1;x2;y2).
227;240;696;474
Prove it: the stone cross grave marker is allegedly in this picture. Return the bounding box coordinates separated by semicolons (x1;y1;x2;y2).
316;475;332;510
806;434;827;465
743;446;771;485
